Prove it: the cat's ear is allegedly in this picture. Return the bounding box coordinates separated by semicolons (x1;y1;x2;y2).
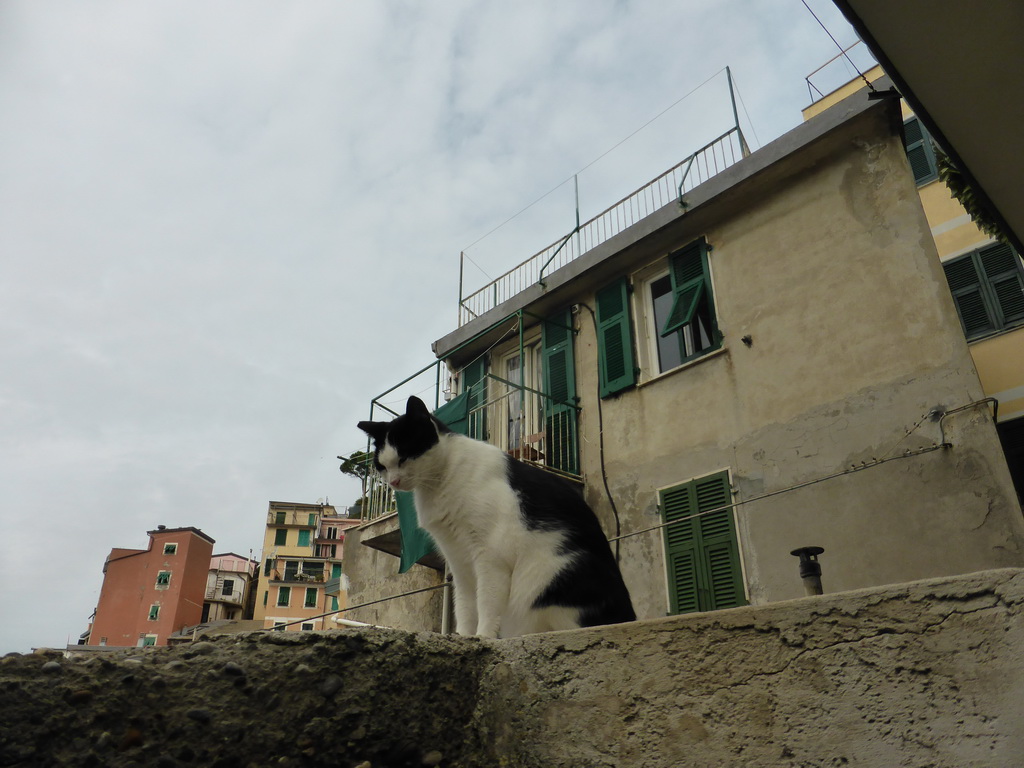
406;396;431;419
357;421;389;444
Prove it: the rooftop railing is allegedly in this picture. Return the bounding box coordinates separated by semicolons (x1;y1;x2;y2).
458;126;748;326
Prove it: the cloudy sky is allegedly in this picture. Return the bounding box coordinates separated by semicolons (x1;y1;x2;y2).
0;1;863;653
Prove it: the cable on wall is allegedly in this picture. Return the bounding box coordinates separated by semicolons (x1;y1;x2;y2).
575;302;624;562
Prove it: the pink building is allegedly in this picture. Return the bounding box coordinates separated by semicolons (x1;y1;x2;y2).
89;526;214;647
203;552;258;623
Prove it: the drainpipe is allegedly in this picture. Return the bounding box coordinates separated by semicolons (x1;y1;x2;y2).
790;546;825;596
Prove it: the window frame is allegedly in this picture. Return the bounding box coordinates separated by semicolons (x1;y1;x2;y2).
148;604;160;621
274;528;287;546
658;469;747;615
943;242;1024;339
304;587;318;608
163;543;177;556
155;571;171;589
633;239;722;380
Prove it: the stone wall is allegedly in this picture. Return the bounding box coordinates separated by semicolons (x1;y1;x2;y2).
3;569;1022;767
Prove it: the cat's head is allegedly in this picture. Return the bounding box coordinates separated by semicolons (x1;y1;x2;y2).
357;395;449;491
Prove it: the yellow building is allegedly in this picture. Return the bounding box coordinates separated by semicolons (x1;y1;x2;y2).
804;64;1024;503
253;501;358;631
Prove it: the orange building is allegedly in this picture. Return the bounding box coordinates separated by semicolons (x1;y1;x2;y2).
253;502;359;631
89;526;215;647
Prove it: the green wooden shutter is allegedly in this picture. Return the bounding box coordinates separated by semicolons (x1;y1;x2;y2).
979;243;1024;325
661;471;745;614
462;357;487;439
297;529;311;547
903;117;937;184
662;240;706;337
596;278;637;398
693;474;746;610
661;483;701;614
542;309;578;475
943;256;995;337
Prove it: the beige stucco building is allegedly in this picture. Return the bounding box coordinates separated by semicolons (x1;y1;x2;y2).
343;74;1024;632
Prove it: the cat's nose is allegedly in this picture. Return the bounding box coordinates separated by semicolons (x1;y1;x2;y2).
389;478;400;489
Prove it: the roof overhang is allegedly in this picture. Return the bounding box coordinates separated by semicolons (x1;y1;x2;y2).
833;0;1024;254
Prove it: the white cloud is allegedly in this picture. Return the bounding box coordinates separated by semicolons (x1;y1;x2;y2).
0;0;863;652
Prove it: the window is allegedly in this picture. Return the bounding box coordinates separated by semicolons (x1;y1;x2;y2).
331;596;339;612
155;571;171;589
462;356;488;440
273;621;286;631
274;528;287;546
542;308;579;475
652;239;719;372
277;586;290;607
297;529;311;547
284;560;299;580
331;563;342;578
264;558;273;577
263;590;268;607
301;623;315;631
139;635;156;647
902;116;938;185
304;587;318;608
163;543;177;555
221;579;234;596
326;526;338;540
303;562;324;580
660;470;746;615
148;605;160;621
492;334;543;456
998;417;1024;505
275;511;286;525
943;243;1024;338
308;513;317;527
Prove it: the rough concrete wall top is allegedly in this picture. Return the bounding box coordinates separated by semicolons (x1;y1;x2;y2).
3;569;1022;767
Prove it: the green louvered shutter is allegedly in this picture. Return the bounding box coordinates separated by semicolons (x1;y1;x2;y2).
693;473;746;610
662;240;707;337
596;278;637;398
943;256;995;338
542;309;578;475
661;471;745;614
661;483;701;614
462;357;487;439
979;243;1024;325
902;117;937;185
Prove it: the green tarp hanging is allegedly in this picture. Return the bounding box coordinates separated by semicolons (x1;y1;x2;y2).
395;390;471;573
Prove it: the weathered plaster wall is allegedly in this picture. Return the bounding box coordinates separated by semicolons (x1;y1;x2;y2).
341;515;445;633
572;104;1024;616
3;570;1022;767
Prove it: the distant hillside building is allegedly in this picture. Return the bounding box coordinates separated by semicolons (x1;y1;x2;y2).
253;502;360;631
89;526;215;647
203;552;258;624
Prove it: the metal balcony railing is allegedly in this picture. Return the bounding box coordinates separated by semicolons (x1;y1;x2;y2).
267;509;320;527
457;126;748;326
356;367;580;524
804;39;877;105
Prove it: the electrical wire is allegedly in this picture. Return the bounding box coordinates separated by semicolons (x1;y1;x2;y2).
575;302;623;561
461;68;729;254
799;0;876;93
260;582;451;632
608;443;944;544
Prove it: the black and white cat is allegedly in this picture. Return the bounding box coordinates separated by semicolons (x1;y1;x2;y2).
358;395;635;639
